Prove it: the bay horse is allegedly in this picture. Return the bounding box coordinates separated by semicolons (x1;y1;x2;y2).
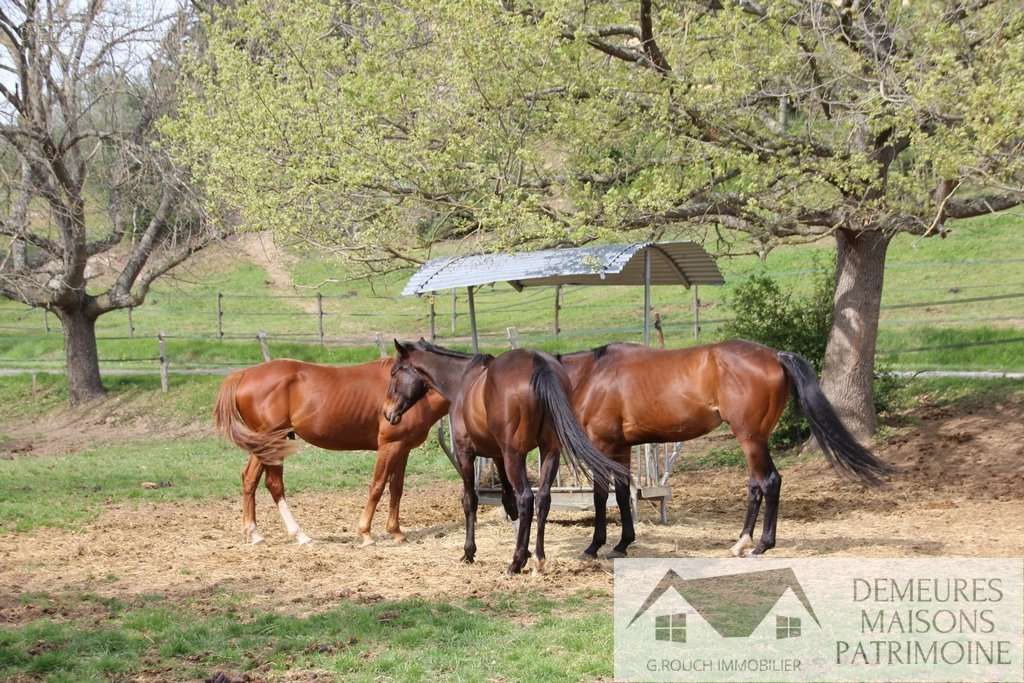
213;358;448;546
383;340;631;574
557;340;892;558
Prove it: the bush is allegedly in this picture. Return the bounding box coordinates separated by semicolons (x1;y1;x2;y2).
720;260;834;448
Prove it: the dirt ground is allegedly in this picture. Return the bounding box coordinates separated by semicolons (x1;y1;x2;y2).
2;397;1023;623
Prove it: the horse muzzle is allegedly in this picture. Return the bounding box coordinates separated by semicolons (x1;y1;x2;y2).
383;403;404;425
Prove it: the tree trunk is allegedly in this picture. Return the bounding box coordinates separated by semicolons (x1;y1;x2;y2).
820;228;890;439
59;305;106;405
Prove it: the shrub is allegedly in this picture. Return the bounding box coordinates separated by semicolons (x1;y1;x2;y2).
720;260;834;448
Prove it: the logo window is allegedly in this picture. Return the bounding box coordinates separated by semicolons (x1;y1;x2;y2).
776;615;801;639
655;613;686;643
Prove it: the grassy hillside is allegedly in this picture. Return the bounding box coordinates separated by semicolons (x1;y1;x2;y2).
1;211;1021;371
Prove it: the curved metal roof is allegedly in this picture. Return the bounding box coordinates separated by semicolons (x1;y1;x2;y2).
402;241;724;296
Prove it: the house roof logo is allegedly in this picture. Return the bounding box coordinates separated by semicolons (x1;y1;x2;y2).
627;567;821;637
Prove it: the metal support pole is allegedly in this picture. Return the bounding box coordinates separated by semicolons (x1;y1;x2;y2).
42;308;50;333
127;305;134;338
466;286;479;353
693;284;701;340
316;292;325;346
506;327;518;348
642;249;652;346
216;292;224;339
450;289;457;335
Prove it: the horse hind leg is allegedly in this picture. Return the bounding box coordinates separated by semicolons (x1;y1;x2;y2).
732;435;781;557
607;450;635;559
506;453;534;576
265;464;312;545
241;454;266;544
533;448;560;575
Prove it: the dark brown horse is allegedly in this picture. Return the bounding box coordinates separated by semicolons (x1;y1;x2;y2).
558;340;891;558
383;340;630;574
214;358;448;545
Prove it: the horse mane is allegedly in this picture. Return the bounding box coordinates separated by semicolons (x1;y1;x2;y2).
556;344;614;363
413;339;493;363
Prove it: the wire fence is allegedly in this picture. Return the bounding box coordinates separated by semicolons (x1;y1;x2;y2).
2;256;1023;380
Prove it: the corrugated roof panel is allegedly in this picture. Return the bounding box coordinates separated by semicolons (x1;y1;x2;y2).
402;241;723;296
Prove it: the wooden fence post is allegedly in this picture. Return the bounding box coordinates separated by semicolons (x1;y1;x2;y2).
158;332;169;393
216;291;224;339
553;285;562;340
316;292;325;346
506;326;519;348
257;331;271;362
127;305;134;338
374;332;387;358
693;285;701;340
42;308;50;333
429;297;436;341
653;312;666;348
450;289;457;335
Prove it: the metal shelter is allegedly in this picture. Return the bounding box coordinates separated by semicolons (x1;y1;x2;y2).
402;241;724;521
403;241;724;350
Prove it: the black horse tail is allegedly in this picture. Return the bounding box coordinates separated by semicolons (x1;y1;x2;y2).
776;351;893;486
530;357;632;489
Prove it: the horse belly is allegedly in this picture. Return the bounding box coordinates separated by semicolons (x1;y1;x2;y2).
297;430;379;452
620;396;721;444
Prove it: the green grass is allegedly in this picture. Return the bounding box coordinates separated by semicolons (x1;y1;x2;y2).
0;436;457;534
0;590;612;682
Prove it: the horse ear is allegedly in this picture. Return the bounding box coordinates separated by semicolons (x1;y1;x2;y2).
393;339;408;357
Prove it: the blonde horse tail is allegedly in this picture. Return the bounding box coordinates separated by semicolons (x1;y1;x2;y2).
213;370;297;466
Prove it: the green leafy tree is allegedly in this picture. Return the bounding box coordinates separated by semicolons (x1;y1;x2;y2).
170;0;1024;435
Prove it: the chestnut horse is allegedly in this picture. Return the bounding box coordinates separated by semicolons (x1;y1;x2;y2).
214;358;447;545
383;340;630;574
558;340;891;558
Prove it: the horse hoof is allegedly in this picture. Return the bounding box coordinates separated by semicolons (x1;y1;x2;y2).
296;532;313;545
579;551;599;561
247;531;265;545
532;559;546;576
606;549;627;559
461;554;475;564
359;536;376;548
730;534;753;558
390;533;407;544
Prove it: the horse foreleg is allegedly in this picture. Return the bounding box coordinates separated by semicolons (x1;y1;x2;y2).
385;447;410;543
457;449;478;563
533;449;560;574
241;454;266;544
265;464;312;545
357;447;392;547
